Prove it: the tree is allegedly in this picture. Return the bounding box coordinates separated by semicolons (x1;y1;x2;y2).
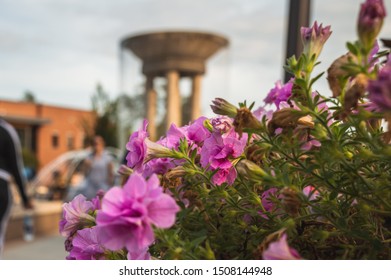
91;84;118;148
22;91;36;103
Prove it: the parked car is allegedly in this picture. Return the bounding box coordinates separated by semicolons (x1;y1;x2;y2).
31;148;123;201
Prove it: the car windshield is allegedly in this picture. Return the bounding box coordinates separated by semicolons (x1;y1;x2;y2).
30;148;122;201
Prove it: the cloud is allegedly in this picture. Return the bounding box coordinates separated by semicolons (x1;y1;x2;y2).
0;0;390;115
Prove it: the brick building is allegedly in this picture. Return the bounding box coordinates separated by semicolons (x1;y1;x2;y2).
0;99;95;170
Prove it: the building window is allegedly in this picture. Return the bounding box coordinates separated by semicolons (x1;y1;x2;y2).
52;133;59;148
67;134;74;150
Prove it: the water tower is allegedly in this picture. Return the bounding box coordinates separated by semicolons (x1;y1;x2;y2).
121;31;229;140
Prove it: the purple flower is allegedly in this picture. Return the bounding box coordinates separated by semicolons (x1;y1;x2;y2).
186;116;211;145
264;80;294;109
91;190;105;210
301;139;321;151
301;21;332;60
96;173;179;252
200;130;248;185
163;123;187;149
259;188;280;219
262;233;302;260
59;194;96;237
302;186;320;201
126;120;148;171
142;157;176;177
252;107;273;123
368;56;391;111
127;247;151;260
67;227;106;260
211;116;234;133
212;167;237;186
358;0;386;48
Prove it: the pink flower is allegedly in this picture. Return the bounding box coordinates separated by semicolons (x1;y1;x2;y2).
161;117;211;149
200;130;248;185
368;55;391;111
186;116;211;145
252;107;273;123
211;116;234;133
264;79;294;109
303;186;320;201
67;227;106;260
262;233;302;260
259;188;280;219
301;139;321;151
59;194;96;237
212;167;237;186
127;247;151;260
96;173;180;253
162;123;187;149
126;120;148;171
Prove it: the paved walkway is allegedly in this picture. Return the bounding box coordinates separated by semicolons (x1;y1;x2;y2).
3;234;67;260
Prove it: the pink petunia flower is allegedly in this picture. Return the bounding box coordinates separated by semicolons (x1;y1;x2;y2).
200;130;248;185
303;185;320;201
59;194;96;238
67;227;106;260
368;55;391;111
126;119;149;172
262;233;302;260
264;79;294;109
96;173;180;253
301;139;321;151
127;247;151;260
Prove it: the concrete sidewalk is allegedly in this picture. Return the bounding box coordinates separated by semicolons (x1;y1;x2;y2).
2;234;67;260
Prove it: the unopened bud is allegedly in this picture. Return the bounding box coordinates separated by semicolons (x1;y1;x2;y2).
210;98;238;118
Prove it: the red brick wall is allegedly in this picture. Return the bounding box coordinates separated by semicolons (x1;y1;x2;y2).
0;99;95;169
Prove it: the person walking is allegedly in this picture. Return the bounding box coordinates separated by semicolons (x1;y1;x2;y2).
80;136;114;199
0;118;33;256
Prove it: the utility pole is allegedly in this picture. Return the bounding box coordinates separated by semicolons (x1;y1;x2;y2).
284;0;311;83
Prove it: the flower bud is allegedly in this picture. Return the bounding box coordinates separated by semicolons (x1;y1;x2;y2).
301;21;332;61
236;159;270;182
144;138;182;163
267;108;307;133
210;98;238;118
357;0;386;50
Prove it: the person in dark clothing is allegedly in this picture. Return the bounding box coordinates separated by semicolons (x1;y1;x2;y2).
0;118;33;256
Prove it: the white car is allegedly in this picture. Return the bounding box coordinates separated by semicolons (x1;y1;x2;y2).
31;148;123;201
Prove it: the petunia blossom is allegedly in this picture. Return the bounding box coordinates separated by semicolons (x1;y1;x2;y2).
262;233;302;260
264;79;294;109
96;173;180;253
368;55;391;111
127;247;151;260
59;194;96;238
125;119;148;171
67;227;106;260
200;130;248;185
301;139;321;151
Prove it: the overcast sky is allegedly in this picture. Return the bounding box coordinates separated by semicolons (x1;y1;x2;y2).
1;0;390;119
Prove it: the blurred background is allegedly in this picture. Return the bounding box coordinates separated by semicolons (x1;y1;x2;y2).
1;0;390;259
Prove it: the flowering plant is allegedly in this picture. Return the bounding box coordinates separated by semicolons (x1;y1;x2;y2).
60;0;390;260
